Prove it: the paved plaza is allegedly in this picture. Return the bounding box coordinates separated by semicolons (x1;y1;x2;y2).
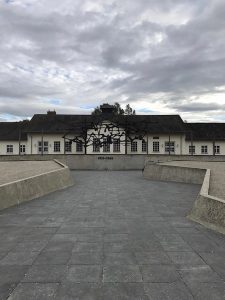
0;171;225;299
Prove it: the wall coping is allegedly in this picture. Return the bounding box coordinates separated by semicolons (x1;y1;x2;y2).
0;160;66;188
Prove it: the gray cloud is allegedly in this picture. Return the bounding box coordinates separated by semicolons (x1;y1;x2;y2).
171;102;225;112
0;0;225;121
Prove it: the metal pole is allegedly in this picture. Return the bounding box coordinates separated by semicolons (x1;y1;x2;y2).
147;134;149;155
125;116;128;155
18;127;21;156
31;135;33;154
191;131;193;156
41;129;44;156
169;134;171;155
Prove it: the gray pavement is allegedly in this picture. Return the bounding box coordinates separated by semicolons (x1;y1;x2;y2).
0;171;225;299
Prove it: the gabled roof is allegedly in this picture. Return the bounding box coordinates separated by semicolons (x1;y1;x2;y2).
28;113;186;135
2;113;224;141
0;121;28;141
185;123;225;141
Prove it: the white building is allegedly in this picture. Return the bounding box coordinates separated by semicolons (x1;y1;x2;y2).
0;105;225;156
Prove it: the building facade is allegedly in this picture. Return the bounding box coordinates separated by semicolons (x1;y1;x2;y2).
1;105;225;156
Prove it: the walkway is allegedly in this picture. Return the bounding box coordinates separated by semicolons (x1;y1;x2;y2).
0;171;225;299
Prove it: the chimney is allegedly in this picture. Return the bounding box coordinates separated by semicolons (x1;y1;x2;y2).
47;110;56;116
100;103;114;115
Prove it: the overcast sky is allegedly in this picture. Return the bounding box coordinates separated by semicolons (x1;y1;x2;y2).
0;0;225;122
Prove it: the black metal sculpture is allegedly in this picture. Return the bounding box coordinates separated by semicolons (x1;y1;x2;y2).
62;117;148;152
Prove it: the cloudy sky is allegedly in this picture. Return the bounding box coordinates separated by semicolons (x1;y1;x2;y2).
0;0;225;122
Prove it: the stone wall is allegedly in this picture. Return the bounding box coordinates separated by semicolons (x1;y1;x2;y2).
1;154;225;170
143;163;206;184
0;160;74;211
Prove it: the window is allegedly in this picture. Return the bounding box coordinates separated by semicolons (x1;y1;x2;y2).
165;141;175;153
20;144;26;153
103;138;110;152
201;145;208;154
189;145;195;154
65;141;72;152
76;142;83;152
93;139;100;152
38;141;48;153
153;141;159;152
113;139;120;152
153;136;159;139
131;141;137;152
6;145;13;153
142;140;147;152
214;145;220;154
54;141;60;152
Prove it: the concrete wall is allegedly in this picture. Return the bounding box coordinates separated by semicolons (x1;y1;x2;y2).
1;154;225;170
188;169;225;234
143;163;206;184
143;162;225;235
0;154;147;170
65;154;147;170
0;160;74;211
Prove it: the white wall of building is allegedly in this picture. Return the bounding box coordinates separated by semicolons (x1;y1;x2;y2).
1;128;225;156
27;133;85;155
184;141;224;155
147;134;185;155
0;141;27;155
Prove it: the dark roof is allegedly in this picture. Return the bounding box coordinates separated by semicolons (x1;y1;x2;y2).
27;114;186;134
0;121;28;141
2;113;224;141
185;123;225;141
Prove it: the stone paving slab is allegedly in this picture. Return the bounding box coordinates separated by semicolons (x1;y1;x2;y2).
0;171;225;299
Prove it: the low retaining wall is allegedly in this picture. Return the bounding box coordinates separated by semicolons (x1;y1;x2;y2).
143;162;225;235
1;154;225;170
188;169;225;234
143;163;206;184
0;160;74;211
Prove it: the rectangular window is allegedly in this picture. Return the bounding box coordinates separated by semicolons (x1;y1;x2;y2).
165;141;175;153
6;145;13;153
189;145;195;154
153;136;159;139
113;139;120;152
103;138;110;152
65;141;72;152
43;141;48;152
131;141;137;152
142;140;147;152
54;141;60;152
214;145;220;154
201;145;208;154
20;144;26;153
76;142;83;152
38;141;48;153
153;141;159;152
93;139;100;152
